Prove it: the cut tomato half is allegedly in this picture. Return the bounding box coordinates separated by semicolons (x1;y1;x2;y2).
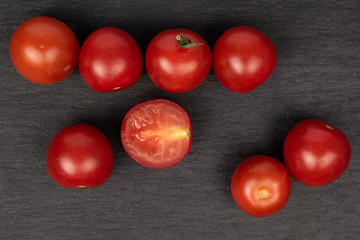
121;99;192;169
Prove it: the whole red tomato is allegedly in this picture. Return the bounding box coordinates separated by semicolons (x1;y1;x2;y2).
47;124;114;188
283;119;351;186
213;26;277;93
145;29;211;93
231;155;291;217
121;99;192;169
9;16;79;84
79;27;143;92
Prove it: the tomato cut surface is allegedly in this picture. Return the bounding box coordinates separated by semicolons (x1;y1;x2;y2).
121;99;192;169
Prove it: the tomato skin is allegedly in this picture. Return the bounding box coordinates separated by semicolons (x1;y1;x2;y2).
46;124;114;188
121;99;192;169
283;119;351;186
145;29;212;93
79;27;143;92
213;26;277;93
9;16;79;84
231;155;291;217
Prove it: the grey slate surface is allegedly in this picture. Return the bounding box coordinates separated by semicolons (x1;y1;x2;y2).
1;0;359;239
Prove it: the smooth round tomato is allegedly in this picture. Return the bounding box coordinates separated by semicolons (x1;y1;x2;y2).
121;99;192;169
145;29;211;93
283;119;351;186
46;124;114;188
231;155;291;217
9;16;79;84
213;26;277;93
79;27;143;92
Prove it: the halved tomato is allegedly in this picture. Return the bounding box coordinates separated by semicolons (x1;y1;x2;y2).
121;99;192;169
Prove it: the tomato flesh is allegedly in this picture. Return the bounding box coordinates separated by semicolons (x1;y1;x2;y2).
283;119;351;186
9;16;79;84
231;155;291;217
121;99;192;169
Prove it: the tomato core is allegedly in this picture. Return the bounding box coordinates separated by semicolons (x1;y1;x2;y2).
260;189;269;198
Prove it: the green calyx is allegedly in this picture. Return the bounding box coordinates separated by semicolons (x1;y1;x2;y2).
176;35;203;49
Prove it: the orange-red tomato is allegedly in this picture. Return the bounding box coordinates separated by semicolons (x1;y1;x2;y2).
121;99;192;169
213;26;277;93
284;119;351;186
231;155;291;217
145;29;211;93
79;27;143;92
9;16;79;84
47;124;114;188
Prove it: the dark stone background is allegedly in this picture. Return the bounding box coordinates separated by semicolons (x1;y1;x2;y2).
1;1;359;239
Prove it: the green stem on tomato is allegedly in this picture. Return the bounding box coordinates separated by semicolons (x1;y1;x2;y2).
176;35;203;49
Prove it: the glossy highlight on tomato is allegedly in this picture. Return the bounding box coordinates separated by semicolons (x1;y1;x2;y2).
231;155;291;217
213;26;277;93
145;29;211;93
46;124;114;188
79;27;143;92
121;99;192;169
283;119;351;186
9;16;79;84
